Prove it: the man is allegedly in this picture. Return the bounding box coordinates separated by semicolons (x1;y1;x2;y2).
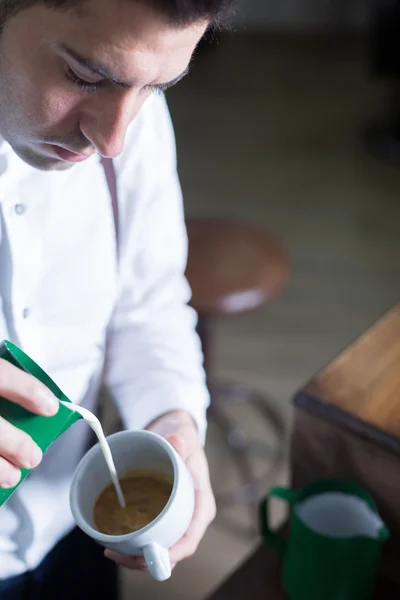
0;0;235;597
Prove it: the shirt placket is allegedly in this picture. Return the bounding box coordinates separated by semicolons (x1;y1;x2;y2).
2;194;43;352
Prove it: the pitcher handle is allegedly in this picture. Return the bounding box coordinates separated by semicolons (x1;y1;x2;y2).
259;487;298;555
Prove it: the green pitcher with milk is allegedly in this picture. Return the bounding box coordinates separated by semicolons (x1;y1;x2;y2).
260;479;389;600
0;340;83;507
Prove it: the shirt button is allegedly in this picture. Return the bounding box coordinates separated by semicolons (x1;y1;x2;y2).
22;308;30;319
15;204;27;215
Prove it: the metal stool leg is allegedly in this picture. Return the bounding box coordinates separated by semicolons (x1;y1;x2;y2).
209;382;286;537
198;316;287;538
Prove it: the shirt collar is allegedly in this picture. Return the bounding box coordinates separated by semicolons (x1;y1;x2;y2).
0;135;38;201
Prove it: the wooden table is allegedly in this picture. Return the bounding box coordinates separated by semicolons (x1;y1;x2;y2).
208;305;400;599
207;543;400;599
295;304;400;454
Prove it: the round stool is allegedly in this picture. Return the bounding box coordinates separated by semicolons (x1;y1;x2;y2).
185;218;290;537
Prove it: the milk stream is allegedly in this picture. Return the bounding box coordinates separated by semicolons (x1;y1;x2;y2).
60;401;126;508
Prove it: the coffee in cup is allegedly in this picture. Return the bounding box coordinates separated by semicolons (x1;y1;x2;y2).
94;469;173;535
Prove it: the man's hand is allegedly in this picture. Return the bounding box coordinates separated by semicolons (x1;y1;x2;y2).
104;410;216;571
0;358;59;488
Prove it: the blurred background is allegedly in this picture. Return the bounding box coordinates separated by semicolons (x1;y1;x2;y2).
121;1;400;598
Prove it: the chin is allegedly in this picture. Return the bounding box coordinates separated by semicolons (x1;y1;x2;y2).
11;144;73;171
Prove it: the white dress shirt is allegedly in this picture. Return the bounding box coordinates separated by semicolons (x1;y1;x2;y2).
0;93;209;580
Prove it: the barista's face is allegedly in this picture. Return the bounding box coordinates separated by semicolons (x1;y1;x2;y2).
0;0;207;169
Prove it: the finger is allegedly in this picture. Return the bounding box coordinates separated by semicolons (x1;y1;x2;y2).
104;551;176;573
105;551;147;570
0;416;43;470
166;434;187;459
0;359;59;416
0;457;22;489
169;489;214;563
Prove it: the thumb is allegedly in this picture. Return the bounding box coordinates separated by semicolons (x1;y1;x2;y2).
166;434;188;460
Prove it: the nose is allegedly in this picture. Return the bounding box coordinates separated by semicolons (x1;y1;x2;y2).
80;89;143;158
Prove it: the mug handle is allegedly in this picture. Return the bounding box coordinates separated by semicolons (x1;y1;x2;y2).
259;487;298;555
143;543;171;581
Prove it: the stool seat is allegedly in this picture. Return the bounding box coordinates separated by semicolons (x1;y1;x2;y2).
186;219;290;316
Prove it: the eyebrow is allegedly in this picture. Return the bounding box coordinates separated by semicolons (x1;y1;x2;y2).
59;44;189;90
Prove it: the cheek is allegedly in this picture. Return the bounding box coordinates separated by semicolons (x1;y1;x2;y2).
34;89;79;129
10;64;80;131
1;20;79;132
23;81;79;130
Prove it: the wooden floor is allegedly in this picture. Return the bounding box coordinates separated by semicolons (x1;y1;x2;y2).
121;34;400;599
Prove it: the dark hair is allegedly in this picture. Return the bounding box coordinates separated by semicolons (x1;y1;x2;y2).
0;0;237;29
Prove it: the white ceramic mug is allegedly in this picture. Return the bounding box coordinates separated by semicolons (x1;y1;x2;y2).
70;430;195;581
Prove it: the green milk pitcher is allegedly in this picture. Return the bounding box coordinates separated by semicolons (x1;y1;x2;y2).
0;340;82;507
260;479;389;600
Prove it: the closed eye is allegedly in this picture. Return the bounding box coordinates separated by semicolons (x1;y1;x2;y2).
60;44;190;94
66;67;168;96
65;66;105;92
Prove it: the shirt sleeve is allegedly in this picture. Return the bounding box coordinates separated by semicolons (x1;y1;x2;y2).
103;93;209;444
